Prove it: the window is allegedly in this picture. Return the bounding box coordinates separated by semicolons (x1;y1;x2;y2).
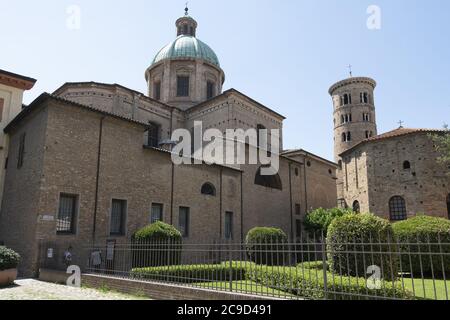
343;93;352;105
347;132;352;142
0;98;4;122
360;92;369;104
179;207;190;238
365;131;370;139
254;166;283;190
147;123;159;148
206;81;215;99
183;24;188;34
352;200;360;213
177;76;190;97
153;81;161;100
363;113;370;122
225;212;233;240
295;204;301;215
294;168;299;176
110;199;126;236
201;183;216;196
403;161;411;170
57;194;78;234
17;133;26;169
151;203;163;223
447;194;450;220
256;124;266;148
389;196;407;221
295;219;302;238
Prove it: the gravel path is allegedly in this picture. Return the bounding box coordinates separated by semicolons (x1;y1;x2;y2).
0;279;149;300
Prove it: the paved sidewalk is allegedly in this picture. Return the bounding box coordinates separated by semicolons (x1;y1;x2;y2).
0;279;149;300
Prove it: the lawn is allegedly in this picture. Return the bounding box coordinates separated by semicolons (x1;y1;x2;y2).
400;277;450;300
193;280;295;298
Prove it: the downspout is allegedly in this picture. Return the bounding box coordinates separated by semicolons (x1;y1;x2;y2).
288;162;294;241
92;116;105;245
303;159;308;214
219;167;223;239
170;162;175;225
240;171;244;242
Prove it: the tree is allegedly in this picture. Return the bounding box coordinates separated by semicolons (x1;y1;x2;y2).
430;125;450;171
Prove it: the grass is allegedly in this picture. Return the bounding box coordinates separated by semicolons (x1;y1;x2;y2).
400;277;450;300
193;280;295;298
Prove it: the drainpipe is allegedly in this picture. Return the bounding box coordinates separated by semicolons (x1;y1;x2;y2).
92;116;105;245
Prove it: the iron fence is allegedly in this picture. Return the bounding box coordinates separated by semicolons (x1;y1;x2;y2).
39;233;450;300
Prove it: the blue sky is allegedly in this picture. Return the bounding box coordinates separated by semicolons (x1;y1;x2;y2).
1;0;449;160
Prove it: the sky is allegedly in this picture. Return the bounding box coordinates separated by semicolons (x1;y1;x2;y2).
1;0;449;160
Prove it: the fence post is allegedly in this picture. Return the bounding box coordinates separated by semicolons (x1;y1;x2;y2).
321;232;328;300
229;242;233;292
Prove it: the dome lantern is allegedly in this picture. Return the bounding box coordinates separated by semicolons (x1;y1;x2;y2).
176;6;197;37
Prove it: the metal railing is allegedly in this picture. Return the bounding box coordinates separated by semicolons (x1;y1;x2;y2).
39;233;450;300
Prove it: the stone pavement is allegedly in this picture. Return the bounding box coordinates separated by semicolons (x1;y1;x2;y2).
0;279;149;300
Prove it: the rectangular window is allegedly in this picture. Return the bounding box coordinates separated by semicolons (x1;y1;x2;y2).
225;212;233;240
295;204;301;215
179;207;190;238
153;82;161;100
110;199;126;236
147;124;159;148
151;203;163;223
57;194;78;234
206;81;215;99
295;219;302;238
177;76;190;97
0;98;4;122
17;133;26;169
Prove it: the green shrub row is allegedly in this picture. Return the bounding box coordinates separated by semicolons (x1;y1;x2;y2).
131;262;248;283
246;263;413;300
392;215;450;276
245;227;289;266
0;246;20;271
304;208;354;235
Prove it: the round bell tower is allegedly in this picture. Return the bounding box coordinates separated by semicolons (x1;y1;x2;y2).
329;77;378;162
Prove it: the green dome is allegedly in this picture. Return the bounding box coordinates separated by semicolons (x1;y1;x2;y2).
151;35;220;68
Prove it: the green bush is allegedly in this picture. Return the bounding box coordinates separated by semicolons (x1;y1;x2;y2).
392;215;450;277
246;263;412;300
131;262;247;283
132;221;182;268
245;227;289;266
304;208;354;236
327;214;398;279
0;246;20;271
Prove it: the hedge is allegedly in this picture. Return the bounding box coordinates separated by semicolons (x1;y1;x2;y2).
327;214;398;279
392;215;450;276
131;262;248;283
246;227;289;266
132;222;182;268
304;208;353;236
246;263;413;300
0;246;20;271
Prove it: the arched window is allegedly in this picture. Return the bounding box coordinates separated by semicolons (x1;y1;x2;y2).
256;124;266;148
342;133;346;142
403;161;411;170
201;183;216;196
343;94;349;105
389;196;407;221
446;194;450;220
346;132;352;142
254;167;282;190
352;200;360;213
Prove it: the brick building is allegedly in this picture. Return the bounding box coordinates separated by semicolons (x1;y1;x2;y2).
329;77;450;220
0;11;337;276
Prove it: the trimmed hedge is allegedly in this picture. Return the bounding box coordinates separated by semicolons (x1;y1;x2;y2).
246;263;412;300
132;222;182;268
304;208;353;236
392;215;450;276
245;227;288;266
0;246;20;271
327;214;398;279
131;262;247;283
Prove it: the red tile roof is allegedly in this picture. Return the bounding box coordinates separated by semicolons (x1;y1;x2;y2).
340;127;448;156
